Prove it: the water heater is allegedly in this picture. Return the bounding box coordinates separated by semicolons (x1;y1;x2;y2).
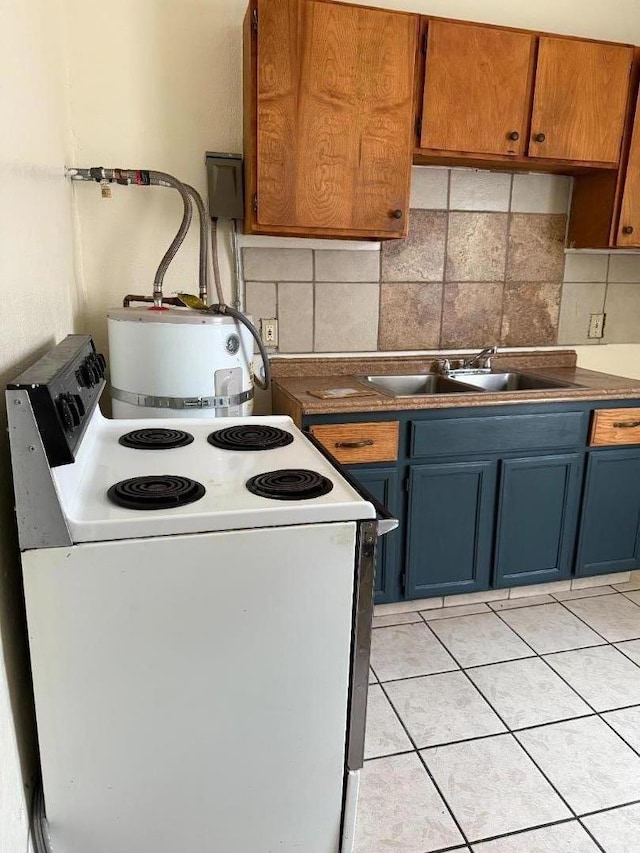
108;307;254;419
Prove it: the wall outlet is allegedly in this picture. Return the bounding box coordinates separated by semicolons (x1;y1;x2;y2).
260;318;278;347
588;313;605;339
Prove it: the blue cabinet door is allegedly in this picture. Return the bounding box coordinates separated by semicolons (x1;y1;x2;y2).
576;448;640;577
349;466;401;604
405;460;496;598
494;454;582;587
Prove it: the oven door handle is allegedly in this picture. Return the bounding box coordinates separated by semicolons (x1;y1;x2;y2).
305;430;398;536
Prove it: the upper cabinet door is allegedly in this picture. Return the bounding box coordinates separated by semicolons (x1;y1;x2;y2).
529;37;632;164
420;21;535;156
617;92;640;247
252;0;417;238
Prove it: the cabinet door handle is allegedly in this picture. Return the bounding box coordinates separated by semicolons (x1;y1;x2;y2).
335;439;374;449
391;209;403;220
507;130;520;141
533;132;546;143
612;420;640;429
623;225;635;235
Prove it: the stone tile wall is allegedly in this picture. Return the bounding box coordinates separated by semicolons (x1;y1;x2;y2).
242;167;640;353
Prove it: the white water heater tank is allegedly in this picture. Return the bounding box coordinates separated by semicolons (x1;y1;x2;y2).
107;307;255;419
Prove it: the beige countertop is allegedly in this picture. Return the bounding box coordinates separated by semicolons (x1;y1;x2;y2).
270;351;640;424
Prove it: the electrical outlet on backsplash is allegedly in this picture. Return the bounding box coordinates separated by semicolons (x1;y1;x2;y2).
242;167;640;355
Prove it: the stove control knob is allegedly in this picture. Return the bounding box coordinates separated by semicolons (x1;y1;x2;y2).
88;353;105;380
73;394;86;417
95;352;107;373
77;360;94;388
76;367;87;388
63;393;81;427
56;394;79;432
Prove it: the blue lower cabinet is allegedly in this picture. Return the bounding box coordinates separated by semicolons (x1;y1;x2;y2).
405;460;496;598
494;454;582;587
348;466;401;604
576;448;640;577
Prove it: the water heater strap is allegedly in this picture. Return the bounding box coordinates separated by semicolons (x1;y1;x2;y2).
111;387;254;410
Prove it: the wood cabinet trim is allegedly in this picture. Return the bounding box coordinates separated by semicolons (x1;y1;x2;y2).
309;421;399;463
413;149;619;174
419;13;634;49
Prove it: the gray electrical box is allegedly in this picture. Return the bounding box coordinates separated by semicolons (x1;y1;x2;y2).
205;152;244;219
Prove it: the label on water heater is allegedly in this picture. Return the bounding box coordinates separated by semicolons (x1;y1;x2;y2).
215;367;243;416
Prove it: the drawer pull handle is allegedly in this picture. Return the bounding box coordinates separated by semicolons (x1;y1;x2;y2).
335;439;374;449
613;420;640;429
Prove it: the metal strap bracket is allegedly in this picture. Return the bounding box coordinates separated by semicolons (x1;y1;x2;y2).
111;387;254;411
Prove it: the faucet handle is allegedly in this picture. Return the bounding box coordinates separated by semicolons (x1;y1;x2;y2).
437;358;451;373
483;346;498;370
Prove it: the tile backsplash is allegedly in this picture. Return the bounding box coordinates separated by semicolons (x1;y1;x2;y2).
243;167;640;353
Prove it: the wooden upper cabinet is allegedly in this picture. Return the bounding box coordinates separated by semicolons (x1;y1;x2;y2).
617;92;640;247
420;21;535;157
529;37;633;164
244;0;418;239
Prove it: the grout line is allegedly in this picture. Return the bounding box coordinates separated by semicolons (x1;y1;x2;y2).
311;251;316;352
417;618;587;845
438;171;452;347
275;281;280;354
312;280;317;353
484;610;640;767
497;175;514;346
376;680;471;847
369;592;640;853
553;594;637;645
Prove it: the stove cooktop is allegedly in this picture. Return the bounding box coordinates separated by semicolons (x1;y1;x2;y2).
52;414;375;541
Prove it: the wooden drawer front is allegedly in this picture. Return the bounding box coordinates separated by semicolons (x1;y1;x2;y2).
591;409;640;446
309;422;399;464
411;412;587;458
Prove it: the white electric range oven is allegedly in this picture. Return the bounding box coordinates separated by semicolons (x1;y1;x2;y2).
7;335;397;853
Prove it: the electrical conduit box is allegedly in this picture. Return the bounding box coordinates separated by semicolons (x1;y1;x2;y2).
205;153;244;219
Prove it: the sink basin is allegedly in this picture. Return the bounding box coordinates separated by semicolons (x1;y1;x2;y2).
363;374;479;396
449;371;577;392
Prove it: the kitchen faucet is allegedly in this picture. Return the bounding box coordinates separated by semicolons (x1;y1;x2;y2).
463;346;498;369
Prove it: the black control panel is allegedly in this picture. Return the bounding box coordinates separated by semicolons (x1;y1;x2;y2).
8;335;107;466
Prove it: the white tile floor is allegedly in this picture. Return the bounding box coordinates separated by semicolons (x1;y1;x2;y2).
358;588;640;852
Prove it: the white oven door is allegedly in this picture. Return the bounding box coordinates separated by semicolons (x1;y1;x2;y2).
23;522;356;853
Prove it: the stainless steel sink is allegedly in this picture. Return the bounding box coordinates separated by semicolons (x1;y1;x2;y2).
362;374;480;396
449;371;577;392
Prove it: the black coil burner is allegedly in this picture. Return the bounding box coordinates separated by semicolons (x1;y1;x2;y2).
207;425;294;452
107;475;205;510
119;428;194;450
246;469;333;501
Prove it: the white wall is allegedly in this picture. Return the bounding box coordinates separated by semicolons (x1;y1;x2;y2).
0;0;80;849
63;0;640;374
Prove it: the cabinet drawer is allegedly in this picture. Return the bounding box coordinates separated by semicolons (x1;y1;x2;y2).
309;422;399;464
411;412;586;458
591;409;640;446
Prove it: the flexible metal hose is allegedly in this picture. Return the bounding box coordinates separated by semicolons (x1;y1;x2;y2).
209;303;271;391
67;168;193;307
148;171;192;307
68;167;270;388
184;184;209;304
208;219;269;390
